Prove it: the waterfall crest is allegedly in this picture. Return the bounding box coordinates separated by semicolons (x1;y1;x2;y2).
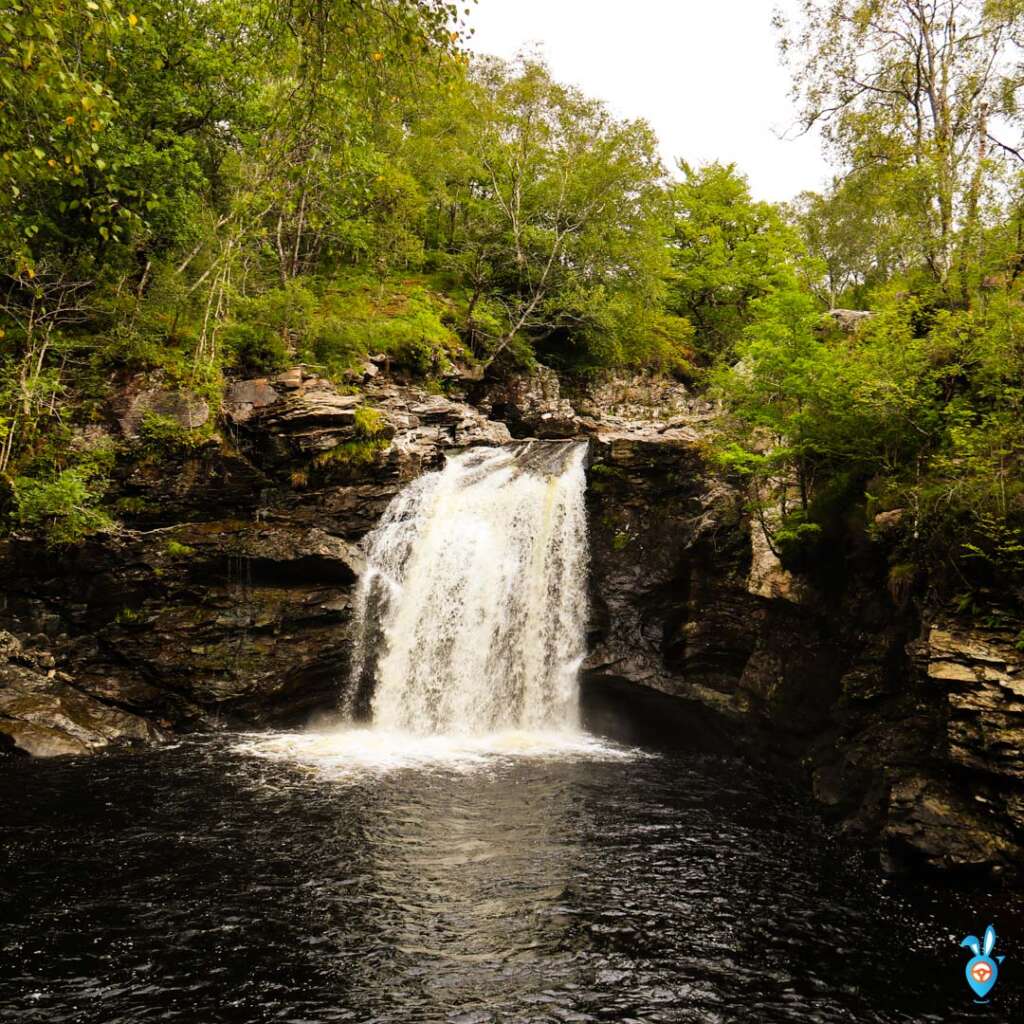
348;441;589;735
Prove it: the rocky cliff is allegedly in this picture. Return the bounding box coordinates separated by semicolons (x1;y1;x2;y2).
0;369;509;754
581;418;1024;882
1;365;1021;882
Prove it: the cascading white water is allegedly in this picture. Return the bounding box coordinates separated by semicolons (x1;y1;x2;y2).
347;440;590;735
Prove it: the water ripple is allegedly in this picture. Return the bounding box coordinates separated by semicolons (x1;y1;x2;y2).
0;736;1020;1023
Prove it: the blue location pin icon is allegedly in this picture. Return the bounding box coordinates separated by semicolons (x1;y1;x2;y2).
962;926;1002;1001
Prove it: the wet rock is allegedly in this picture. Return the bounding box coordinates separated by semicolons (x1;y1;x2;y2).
871;622;1024;876
581;422;1024;880
885;775;1021;876
114;438;271;530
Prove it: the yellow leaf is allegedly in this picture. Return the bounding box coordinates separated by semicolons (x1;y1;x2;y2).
128;12;138;26
371;51;383;61
65;115;75;125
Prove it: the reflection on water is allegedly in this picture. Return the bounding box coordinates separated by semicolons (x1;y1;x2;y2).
1;734;1021;1023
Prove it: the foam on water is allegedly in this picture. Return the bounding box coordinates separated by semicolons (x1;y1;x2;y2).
233;726;640;778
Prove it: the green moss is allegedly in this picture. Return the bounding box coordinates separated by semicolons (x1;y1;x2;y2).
353;405;387;439
313;437;388;470
164;539;196;557
114;606;145;625
612;531;632;551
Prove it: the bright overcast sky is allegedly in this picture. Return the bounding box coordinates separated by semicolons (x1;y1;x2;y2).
467;0;832;203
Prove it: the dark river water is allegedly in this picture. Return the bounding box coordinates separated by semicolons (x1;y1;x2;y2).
1;729;1020;1024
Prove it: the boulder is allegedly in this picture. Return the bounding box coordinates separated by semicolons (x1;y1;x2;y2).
224;379;280;424
116;387;210;436
873;508;906;532
0;630;161;757
827;308;874;332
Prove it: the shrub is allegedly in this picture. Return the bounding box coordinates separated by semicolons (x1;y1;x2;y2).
221;322;288;376
310;317;367;376
12;467;114;547
137;413;208;453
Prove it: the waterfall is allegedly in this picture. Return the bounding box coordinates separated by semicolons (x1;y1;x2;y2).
347;440;590;735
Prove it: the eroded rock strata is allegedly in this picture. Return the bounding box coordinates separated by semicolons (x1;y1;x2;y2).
1;365;1021;882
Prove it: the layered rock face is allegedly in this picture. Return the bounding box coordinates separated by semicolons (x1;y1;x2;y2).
0;370;509;751
0;629;161;756
2;364;1021;883
582;428;1024;880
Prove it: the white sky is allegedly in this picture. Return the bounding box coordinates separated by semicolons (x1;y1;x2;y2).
466;0;832;203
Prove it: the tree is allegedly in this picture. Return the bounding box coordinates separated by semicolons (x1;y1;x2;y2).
667;162;804;360
776;0;1020;301
790;170;916;307
413;57;677;370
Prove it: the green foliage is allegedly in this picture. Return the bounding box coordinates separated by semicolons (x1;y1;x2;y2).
353;406;387;439
413;57;674;370
375;291;461;375
311;317;368;377
137;413;209;454
3;0;1022;620
11;440;115;547
221;323;288;376
668;163;804;360
313;438;388;472
714;284;1024;602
